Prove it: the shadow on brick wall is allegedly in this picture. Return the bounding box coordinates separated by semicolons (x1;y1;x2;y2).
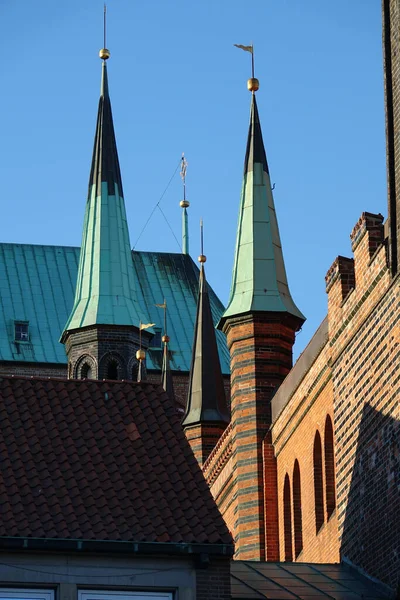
340;403;400;593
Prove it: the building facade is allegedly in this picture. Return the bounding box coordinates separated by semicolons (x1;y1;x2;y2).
0;5;399;597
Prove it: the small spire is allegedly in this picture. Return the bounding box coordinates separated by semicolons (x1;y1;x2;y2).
180;153;190;255
182;222;229;428
219;73;305;329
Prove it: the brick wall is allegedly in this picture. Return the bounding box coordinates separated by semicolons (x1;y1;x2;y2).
271;336;339;563
196;557;231;600
0;362;67;378
324;209;399;589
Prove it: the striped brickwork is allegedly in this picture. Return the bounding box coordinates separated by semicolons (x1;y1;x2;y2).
223;313;299;560
185;423;227;467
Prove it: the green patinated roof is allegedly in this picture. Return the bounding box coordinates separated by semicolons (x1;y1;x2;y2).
0;243;230;374
62;61;146;336
220;93;305;326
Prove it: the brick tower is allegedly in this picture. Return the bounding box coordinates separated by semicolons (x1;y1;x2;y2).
218;76;305;560
61;48;151;380
183;256;230;466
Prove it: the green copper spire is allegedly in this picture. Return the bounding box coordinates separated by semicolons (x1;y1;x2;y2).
219;90;305;328
61;56;145;338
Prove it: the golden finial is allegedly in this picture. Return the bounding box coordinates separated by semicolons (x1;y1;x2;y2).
99;5;110;60
162;334;170;343
136;348;146;361
247;78;259;92
198;254;207;263
180;200;190;208
99;49;110;60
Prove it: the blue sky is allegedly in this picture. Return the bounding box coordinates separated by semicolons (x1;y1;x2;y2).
0;1;385;359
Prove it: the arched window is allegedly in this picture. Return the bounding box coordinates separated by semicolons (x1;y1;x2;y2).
81;363;92;379
293;460;303;557
313;430;324;533
324;415;336;519
283;474;293;561
107;359;119;380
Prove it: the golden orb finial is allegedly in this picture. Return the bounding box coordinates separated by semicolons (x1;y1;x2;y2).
99;48;111;60
162;334;170;343
247;78;259;92
198;254;207;263
180;200;190;208
136;348;146;361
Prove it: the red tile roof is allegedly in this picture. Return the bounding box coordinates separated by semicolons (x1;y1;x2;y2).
0;376;233;548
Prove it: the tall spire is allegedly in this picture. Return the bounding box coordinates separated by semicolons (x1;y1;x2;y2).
180;153;189;255
61;46;145;338
182;228;229;428
219;77;305;328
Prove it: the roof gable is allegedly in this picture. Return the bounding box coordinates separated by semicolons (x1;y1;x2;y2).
0;376;233;547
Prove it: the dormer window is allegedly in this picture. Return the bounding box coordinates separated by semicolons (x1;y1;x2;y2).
14;321;29;342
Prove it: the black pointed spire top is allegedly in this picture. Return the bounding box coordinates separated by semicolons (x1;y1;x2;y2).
182;263;229;427
244;93;269;175
88;59;123;197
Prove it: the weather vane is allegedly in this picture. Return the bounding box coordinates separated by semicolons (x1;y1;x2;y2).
234;43;258;92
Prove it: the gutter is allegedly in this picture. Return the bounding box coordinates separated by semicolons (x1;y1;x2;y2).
0;536;234;559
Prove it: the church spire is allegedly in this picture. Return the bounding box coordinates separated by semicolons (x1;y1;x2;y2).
182;226;229;431
219;77;305;329
61;47;145;339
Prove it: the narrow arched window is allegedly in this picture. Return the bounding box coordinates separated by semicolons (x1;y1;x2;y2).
81;363;92;379
283;474;293;561
293;460;303;557
313;430;324;533
324;415;336;519
107;360;119;380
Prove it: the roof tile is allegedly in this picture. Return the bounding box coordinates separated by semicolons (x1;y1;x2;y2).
0;376;233;548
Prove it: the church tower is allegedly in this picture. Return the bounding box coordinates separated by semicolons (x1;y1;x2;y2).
218;76;305;560
61;48;150;380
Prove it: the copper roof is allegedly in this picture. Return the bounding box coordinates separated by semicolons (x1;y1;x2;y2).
0;376;233;550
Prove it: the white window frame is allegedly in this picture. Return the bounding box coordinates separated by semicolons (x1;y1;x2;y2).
0;590;54;600
79;592;172;600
